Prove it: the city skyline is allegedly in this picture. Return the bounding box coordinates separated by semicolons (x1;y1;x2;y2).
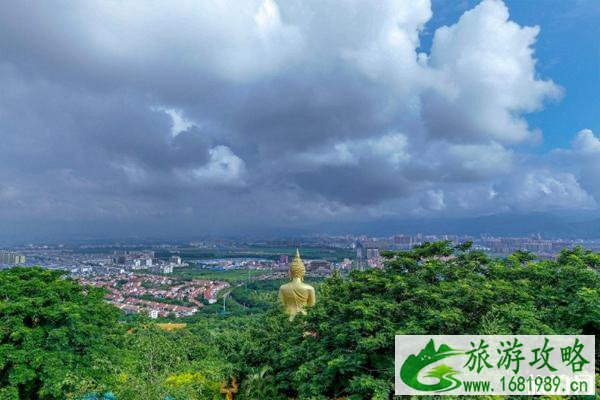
0;0;599;240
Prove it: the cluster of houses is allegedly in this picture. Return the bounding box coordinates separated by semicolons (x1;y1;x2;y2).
81;273;229;318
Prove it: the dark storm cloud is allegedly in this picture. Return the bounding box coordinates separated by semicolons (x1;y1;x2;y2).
0;0;593;238
293;164;412;206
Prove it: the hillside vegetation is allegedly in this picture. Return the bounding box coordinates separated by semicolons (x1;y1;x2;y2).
0;242;598;399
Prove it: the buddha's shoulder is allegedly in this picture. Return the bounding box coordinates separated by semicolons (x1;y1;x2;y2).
300;282;315;291
279;282;313;291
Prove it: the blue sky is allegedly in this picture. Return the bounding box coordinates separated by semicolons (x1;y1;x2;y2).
428;0;600;152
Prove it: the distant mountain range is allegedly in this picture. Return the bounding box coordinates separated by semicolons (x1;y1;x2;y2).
3;211;600;245
316;211;600;239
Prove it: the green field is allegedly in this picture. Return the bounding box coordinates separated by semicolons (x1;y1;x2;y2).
179;277;324;318
161;245;354;262
170;266;270;283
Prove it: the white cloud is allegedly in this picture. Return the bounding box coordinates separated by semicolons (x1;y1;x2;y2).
255;0;282;36
344;0;431;94
424;0;561;144
3;0;306;83
447;143;512;176
114;160;148;184
572;129;600;155
568;129;600;202
292;133;410;169
411;141;513;182
499;171;596;211
188;146;246;186
152;106;195;137
0;0;591;230
420;189;446;211
368;133;411;167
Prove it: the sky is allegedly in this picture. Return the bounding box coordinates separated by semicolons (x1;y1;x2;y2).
0;0;599;241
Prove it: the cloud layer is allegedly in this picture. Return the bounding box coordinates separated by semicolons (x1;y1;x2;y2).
0;0;595;237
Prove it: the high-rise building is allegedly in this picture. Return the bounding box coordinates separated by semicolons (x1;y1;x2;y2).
170;255;182;265
366;247;380;259
355;241;365;260
279;254;289;264
354;241;366;270
394;235;412;245
0;252;26;265
150;264;173;274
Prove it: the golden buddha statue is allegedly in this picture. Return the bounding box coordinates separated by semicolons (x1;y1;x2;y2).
278;249;316;320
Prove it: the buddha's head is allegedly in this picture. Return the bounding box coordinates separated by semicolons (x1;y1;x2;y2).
289;248;305;280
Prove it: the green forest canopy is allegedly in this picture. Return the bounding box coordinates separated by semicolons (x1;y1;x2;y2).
0;242;598;399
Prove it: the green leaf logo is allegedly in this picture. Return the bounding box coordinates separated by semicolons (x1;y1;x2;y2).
400;339;464;392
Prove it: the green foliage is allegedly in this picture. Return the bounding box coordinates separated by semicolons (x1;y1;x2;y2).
231;243;600;399
0;267;123;399
3;244;599;400
113;325;232;400
229;283;280;312
228;280;323;315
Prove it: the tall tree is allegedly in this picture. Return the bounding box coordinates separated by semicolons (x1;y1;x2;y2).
0;268;123;399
